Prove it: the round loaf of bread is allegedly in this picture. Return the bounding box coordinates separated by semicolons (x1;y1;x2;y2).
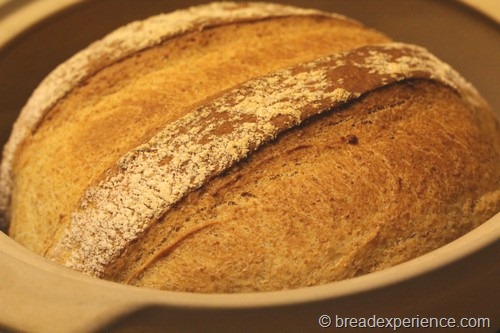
0;2;499;293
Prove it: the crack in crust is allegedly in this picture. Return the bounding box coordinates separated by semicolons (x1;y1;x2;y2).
48;42;482;277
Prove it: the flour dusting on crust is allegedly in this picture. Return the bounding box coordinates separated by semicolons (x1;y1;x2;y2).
49;43;482;276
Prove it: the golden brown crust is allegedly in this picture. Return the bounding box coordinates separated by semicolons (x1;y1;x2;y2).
46;42;488;277
3;3;499;293
7;10;388;255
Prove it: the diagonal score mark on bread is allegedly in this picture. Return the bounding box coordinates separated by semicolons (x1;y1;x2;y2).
47;42;483;277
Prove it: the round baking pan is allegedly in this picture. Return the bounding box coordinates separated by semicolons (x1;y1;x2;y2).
0;1;499;332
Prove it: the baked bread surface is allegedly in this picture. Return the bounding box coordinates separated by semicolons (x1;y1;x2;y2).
1;2;499;293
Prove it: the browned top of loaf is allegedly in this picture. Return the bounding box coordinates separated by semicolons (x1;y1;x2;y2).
6;3;387;250
48;42;489;277
3;2;499;293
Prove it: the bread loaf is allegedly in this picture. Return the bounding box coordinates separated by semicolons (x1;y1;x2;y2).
1;2;499;293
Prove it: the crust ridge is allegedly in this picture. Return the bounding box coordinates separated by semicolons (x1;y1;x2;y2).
48;42;480;276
